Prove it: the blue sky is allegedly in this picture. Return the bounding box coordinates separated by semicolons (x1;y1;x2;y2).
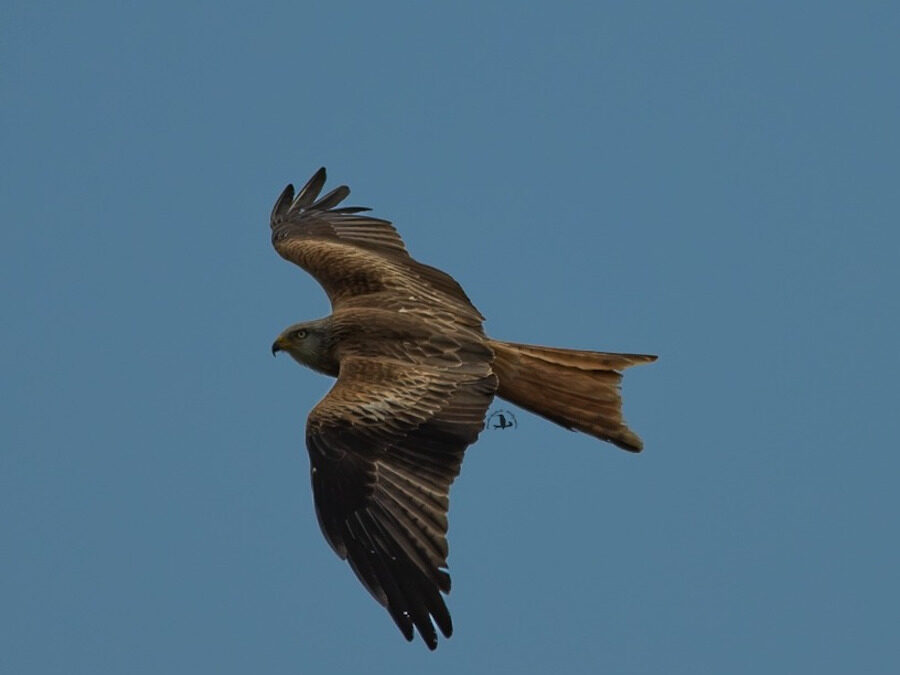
3;1;898;673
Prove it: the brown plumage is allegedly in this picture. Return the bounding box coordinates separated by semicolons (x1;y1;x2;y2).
269;168;655;649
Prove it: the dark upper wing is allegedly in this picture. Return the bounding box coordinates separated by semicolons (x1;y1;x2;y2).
305;352;497;649
270;168;483;327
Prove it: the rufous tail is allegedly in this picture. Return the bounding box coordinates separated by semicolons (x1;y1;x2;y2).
487;339;656;452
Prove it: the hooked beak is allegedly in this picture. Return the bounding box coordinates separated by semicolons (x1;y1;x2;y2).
271;337;284;357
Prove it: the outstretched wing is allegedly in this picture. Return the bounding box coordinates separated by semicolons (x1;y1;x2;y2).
270;168;483;327
306;353;497;649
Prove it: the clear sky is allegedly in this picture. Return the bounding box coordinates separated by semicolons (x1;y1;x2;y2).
3;1;898;673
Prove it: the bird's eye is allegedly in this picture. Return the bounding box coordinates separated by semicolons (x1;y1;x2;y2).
294;329;308;339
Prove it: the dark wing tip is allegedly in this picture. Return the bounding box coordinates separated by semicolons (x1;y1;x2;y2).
330;206;371;214
292;167;328;210
269;183;295;228
270;167;373;229
313;185;351;211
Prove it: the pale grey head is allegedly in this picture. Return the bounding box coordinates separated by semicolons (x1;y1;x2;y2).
271;317;338;376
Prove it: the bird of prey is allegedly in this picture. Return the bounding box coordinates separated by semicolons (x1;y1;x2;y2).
270;168;655;649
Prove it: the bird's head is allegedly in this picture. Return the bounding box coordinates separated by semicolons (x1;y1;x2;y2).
271;318;337;375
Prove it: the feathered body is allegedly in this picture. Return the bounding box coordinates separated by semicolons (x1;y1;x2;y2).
270;168;655;649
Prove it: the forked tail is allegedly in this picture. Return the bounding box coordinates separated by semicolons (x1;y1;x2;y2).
487;339;656;452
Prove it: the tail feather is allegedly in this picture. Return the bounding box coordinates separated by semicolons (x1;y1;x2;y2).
487;339;656;452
